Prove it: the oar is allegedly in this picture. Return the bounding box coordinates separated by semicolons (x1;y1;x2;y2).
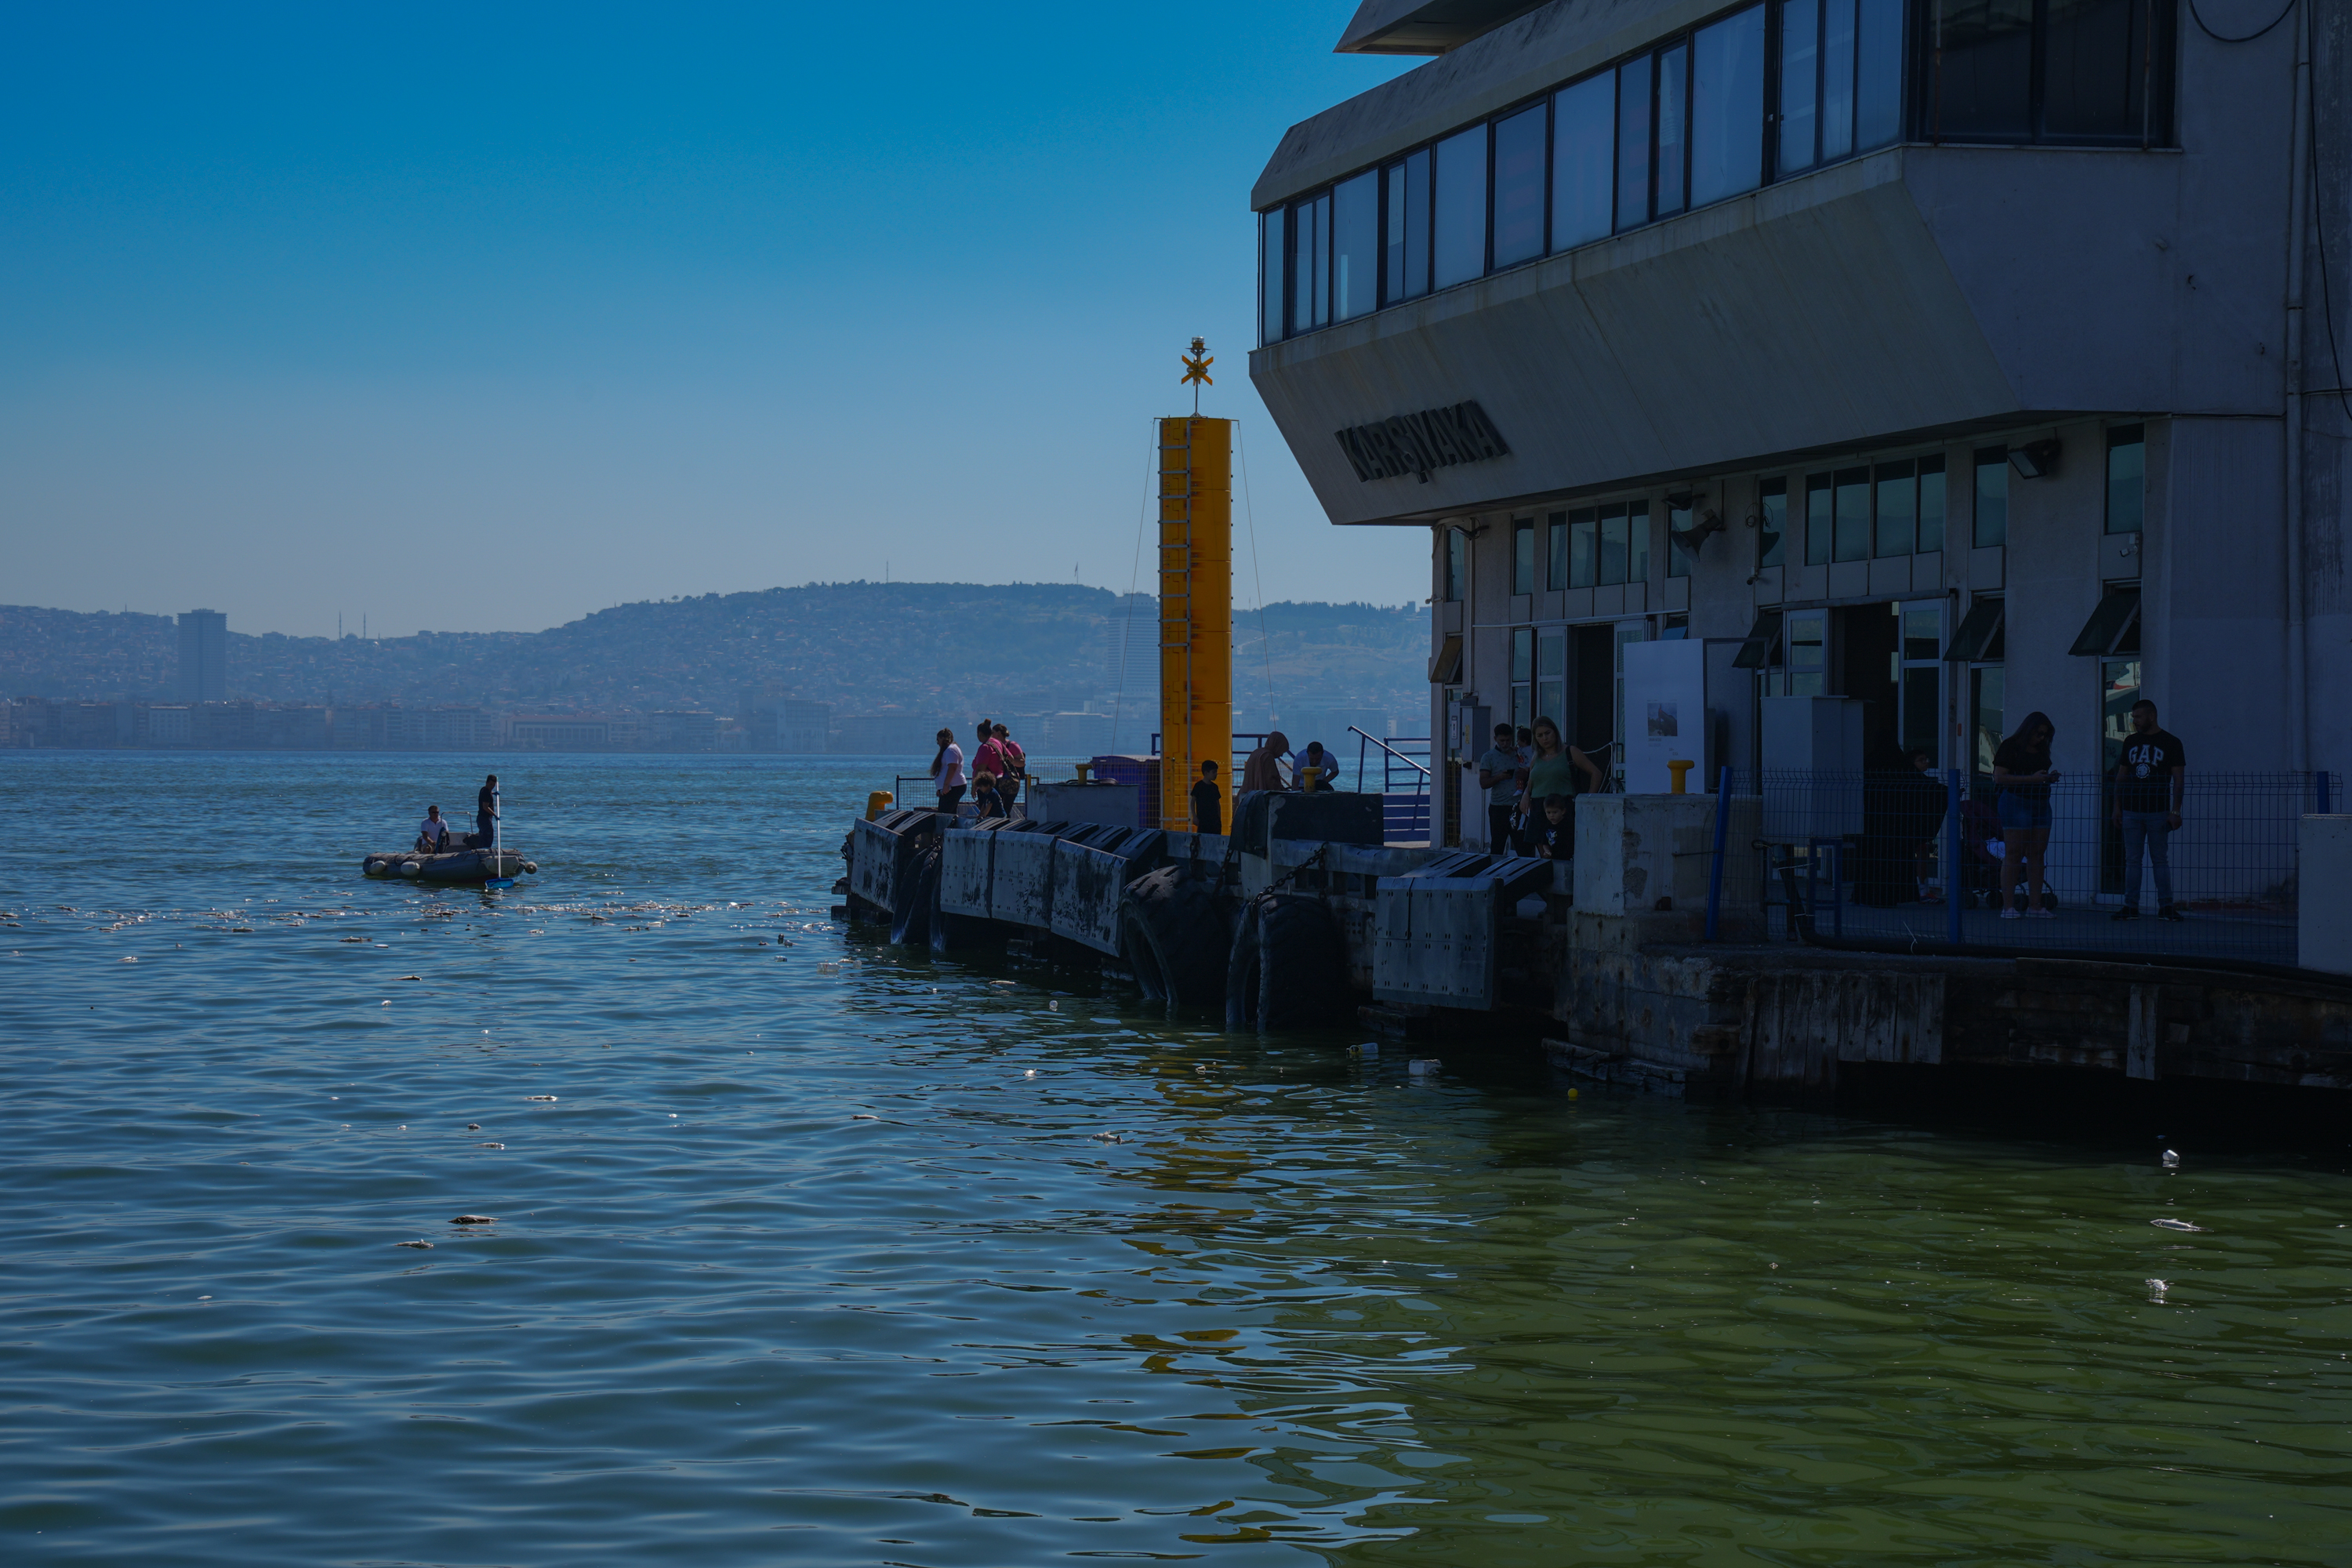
486;782;515;889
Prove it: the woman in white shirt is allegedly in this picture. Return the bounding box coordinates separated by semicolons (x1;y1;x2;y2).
931;728;967;814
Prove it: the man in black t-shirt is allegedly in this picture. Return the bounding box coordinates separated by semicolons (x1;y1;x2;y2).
1190;760;1223;837
2111;701;2186;921
477;774;499;851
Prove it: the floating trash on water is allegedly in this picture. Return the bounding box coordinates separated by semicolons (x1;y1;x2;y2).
397;974;421;981
1347;1042;1379;1057
524;1095;557;1102
1092;1131;1125;1143
1408;1058;1442;1076
1567;1088;1581;1101
466;1123;481;1131
1024;1069;1036;1079
120;956;136;964
853;1113;878;1120
2147;1278;2170;1301
2151;1218;2205;1232
450;1214;497;1225
341;936;365;944
1048;1000;1058;1011
2161;1149;2181;1168
396;1240;434;1250
477;1142;504;1149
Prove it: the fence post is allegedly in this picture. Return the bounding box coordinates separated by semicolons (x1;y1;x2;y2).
1705;764;1732;941
1947;768;1964;947
2320;771;2335;815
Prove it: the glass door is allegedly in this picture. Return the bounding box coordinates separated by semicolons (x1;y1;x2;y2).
1898;601;1944;764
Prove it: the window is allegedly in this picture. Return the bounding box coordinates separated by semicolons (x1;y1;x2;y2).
1492;103;1548;268
1971;665;2005;775
1259;208;1285;346
1782;609;1828;695
1600;503;1632;584
1875;459;1915;557
1657;42;1690;216
1511;626;1534;731
1668;495;1697;578
1691;7;1766;205
1944;596;2005;662
1733;608;1783;668
1973;447;2009;546
1835;467;1871;561
1384;151;1431;305
1592;501;1651;585
1629;501;1651;581
1932;0;2172;144
1568;508;1598;587
1898;601;1943;760
1617;57;1653;231
1779;0;1820;174
1806;474;1834;565
1553;74;1614;249
1759;477;1788;567
1777;0;1903;172
1290;191;1330;335
1332;170;1379;321
2070;584;2141;656
2106;424;2144;533
1918;456;1947;551
1433;127;1488;289
1537;631;1566;735
1545;511;1569;590
1444;527;1467;601
1512;517;1537;593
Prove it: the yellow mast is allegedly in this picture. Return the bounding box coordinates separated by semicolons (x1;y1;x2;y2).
1159;339;1232;830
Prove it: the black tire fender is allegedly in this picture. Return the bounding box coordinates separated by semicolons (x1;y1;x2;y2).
891;840;939;947
1225;891;1348;1032
1119;864;1229;1010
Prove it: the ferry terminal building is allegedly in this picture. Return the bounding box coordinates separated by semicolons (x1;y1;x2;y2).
1249;0;2351;861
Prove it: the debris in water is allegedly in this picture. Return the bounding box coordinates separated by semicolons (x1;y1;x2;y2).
120;956;136;964
524;1095;557;1102
450;1214;498;1225
2147;1278;2169;1301
2161;1149;2181;1168
477;1142;505;1149
397;974;422;981
1408;1058;1442;1076
466;1123;481;1131
2151;1218;2205;1232
1024;1069;1036;1079
1092;1131;1125;1143
1347;1042;1379;1057
396;1240;434;1250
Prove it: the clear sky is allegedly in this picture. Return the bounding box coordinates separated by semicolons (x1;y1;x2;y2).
2;2;1422;639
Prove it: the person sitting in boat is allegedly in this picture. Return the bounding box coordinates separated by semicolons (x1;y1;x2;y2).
415;806;452;853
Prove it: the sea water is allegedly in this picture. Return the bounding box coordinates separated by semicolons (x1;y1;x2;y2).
4;752;2350;1565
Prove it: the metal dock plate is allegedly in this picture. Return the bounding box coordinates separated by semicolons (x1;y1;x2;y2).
850;810;936;915
1372;851;1553;1010
1048;826;1164;955
938;828;995;919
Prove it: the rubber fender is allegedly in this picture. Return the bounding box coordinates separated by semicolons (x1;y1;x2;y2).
1225;891;1348;1033
397;861;422;877
362;857;387;876
1118;864;1229;1011
521;861;539;874
891;840;939;946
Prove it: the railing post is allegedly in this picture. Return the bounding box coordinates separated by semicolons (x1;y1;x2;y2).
1705;764;1732;942
1947;767;1964;947
2320;770;2335;815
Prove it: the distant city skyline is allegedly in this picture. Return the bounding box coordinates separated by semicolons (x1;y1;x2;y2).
1;4;1424;640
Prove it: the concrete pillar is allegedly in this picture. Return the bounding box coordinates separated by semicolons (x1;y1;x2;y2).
1573;793;1762;940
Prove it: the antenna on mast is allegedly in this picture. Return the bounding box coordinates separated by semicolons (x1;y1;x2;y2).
1180;337;1214;416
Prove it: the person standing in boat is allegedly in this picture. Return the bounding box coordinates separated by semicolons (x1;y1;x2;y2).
476;774;499;848
415;805;452;853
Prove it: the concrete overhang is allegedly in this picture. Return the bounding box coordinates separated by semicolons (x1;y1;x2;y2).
1335;0;1554;55
1249;144;2274;527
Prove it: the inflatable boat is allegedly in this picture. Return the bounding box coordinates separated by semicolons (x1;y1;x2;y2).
361;848;538;884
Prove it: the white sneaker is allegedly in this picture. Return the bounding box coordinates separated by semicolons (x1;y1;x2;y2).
2001;908;2022;920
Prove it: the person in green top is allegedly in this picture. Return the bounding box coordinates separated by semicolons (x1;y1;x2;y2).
1514;716;1607;854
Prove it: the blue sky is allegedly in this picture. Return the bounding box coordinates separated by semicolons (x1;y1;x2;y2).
2;2;1422;638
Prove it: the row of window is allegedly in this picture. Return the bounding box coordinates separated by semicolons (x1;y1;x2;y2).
1468;427;2143;596
1263;0;2176;345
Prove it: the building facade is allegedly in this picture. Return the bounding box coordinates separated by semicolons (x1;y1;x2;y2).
176;610;227;704
1250;0;2351;848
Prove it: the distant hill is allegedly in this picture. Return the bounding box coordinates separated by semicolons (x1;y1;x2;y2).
0;586;1428;730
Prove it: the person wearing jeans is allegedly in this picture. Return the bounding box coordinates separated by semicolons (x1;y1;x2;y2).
2111;699;2187;921
1475;723;1519;855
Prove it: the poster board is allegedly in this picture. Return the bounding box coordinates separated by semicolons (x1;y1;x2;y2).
1621;639;1709;794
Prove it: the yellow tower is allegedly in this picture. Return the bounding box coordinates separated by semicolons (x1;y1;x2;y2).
1158;339;1232;829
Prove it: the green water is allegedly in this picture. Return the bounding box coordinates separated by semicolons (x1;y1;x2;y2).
2;752;2347;1564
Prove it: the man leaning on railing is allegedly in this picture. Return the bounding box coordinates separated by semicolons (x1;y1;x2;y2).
2111;699;2187;924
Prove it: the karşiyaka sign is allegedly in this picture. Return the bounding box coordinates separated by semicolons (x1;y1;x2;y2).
1334;401;1508;484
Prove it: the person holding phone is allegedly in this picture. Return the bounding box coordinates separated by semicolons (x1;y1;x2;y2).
1991;712;2060;919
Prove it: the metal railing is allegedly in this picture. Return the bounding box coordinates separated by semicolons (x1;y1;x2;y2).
1704;767;2338;969
1350;728;1430;844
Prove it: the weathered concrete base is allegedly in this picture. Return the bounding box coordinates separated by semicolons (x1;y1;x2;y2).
1548;938;2352;1102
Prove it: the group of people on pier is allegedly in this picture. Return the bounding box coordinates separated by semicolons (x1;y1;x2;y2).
929;721;1026;818
1477;720;1608;863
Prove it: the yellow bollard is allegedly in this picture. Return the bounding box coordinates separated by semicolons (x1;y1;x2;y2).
1074;762;1092;784
866;790;894;821
1667;760;1694;794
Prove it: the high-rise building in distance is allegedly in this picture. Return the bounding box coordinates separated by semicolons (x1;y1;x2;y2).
177;610;227;704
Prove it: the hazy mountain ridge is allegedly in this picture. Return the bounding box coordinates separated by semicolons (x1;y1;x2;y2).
1;586;1428;722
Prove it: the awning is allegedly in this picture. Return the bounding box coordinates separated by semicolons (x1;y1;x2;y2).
1944;597;2005;662
2067;586;2142;656
1730;609;1782;670
1428;633;1463;684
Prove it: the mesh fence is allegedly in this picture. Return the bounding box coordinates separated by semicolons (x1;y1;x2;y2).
1729;769;2336;967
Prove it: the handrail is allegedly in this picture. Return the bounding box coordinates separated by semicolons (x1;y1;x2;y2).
1346;726;1430;777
